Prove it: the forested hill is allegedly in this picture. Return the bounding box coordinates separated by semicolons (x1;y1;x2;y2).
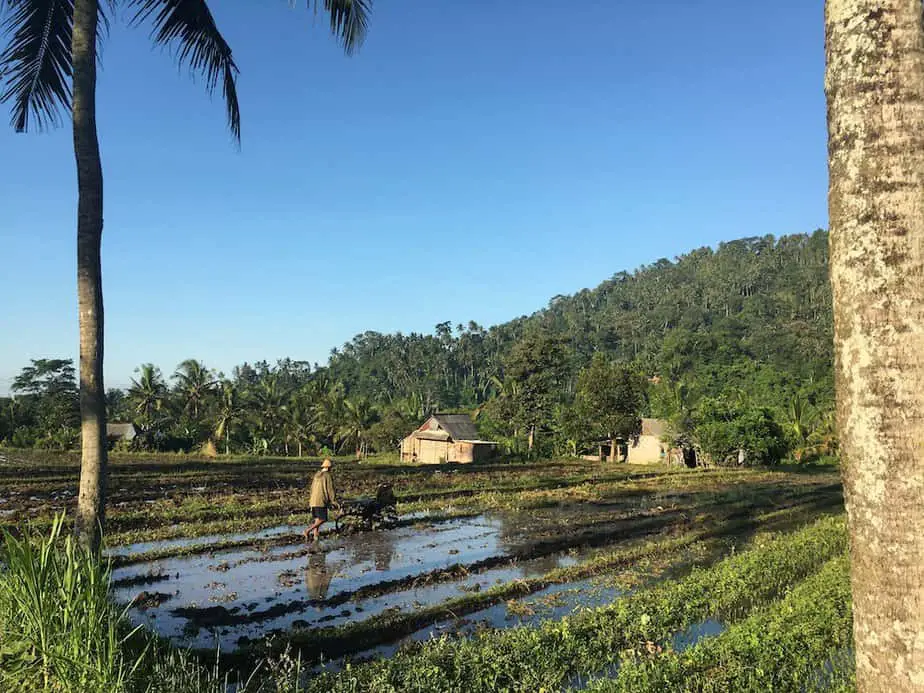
3;230;834;458
326;229;834;415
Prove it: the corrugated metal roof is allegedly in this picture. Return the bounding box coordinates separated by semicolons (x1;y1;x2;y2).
431;413;480;441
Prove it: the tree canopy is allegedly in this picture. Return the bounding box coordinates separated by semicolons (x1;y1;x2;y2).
1;230;834;464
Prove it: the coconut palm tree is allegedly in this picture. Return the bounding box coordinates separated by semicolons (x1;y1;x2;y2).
825;1;924;688
213;380;244;455
173;359;215;421
0;0;371;551
126;363;168;432
313;382;346;446
250;372;287;453
282;388;315;457
337;397;377;458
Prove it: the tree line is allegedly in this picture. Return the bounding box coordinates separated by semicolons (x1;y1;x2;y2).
2;230;837;464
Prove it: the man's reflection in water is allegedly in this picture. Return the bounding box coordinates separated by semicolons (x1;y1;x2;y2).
305;551;333;601
372;537;392;571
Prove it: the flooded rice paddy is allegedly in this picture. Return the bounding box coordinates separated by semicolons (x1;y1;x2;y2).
109;493;752;670
112;513;593;651
1;453;848;685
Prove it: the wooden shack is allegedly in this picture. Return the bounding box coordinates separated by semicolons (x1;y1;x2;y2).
400;414;498;464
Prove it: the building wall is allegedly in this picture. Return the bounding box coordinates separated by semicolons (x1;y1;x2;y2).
450;442;496;463
451;442;473;463
626;434;666;464
401;435;496;464
418;438;450;464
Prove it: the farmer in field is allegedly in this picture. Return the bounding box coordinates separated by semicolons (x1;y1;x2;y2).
303;458;340;545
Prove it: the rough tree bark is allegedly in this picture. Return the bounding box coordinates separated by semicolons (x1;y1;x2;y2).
73;0;107;553
825;1;924;689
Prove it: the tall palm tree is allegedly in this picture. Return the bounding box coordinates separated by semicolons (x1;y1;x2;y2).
282;388;315;457
313;381;346;447
126;363;171;449
251;372;287;453
337;397;376;458
825;1;924;689
173;359;215;421
0;0;371;551
126;363;168;428
213;379;243;455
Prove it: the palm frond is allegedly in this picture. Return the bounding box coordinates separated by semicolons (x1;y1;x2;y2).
0;0;73;131
129;0;240;140
306;0;370;55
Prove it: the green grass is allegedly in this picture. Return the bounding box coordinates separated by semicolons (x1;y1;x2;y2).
588;554;854;692
0;514;303;692
0;516;140;691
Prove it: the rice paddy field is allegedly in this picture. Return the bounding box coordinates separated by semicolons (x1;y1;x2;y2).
0;451;853;691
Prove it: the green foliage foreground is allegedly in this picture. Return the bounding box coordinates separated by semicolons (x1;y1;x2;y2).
588;555;854;692
0;516;304;693
0;515;135;691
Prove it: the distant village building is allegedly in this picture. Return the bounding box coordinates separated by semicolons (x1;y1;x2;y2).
582;418;669;464
400;414;498;464
106;422;138;447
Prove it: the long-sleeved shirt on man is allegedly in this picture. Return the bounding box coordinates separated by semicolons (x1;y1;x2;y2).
309;470;337;508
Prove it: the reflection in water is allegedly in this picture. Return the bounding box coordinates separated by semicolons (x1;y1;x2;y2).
345;527;398;572
519;552;567;577
306;552;333;600
113;514;522;650
373;536;393;571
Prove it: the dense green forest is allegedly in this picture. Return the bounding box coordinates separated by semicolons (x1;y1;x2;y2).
1;230;835;464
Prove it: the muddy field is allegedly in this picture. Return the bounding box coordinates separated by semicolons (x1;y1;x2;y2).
0;452;845;681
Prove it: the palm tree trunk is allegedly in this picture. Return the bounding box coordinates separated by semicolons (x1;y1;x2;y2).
826;2;924;689
73;0;106;554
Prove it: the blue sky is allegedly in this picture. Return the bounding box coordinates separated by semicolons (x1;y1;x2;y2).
0;0;827;392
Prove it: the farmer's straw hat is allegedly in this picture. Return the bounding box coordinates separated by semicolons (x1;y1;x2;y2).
321;458;332;469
